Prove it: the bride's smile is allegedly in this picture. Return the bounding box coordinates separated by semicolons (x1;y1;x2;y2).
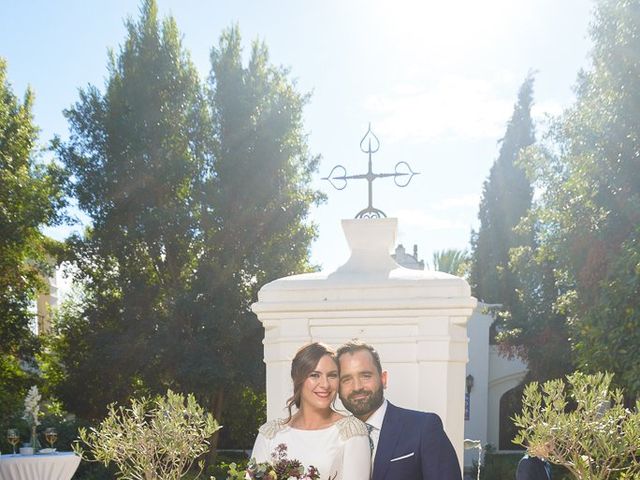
300;354;339;410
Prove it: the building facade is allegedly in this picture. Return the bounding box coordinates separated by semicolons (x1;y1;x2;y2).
392;245;528;470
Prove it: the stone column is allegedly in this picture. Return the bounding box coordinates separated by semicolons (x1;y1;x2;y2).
252;218;476;468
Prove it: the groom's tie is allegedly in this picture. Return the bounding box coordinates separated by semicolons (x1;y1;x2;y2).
365;423;375;454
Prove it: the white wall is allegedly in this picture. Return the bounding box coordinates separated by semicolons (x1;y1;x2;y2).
463;306;528;471
463;307;492;468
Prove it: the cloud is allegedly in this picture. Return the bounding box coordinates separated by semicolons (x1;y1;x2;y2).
429;194;480;211
364;75;515;144
394;208;469;230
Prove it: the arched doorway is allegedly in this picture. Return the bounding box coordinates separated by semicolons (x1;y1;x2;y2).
499;384;525;450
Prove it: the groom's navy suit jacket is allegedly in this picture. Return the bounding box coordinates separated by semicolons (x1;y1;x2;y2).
372;402;461;480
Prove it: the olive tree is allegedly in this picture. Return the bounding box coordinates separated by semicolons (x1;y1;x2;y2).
75;390;220;480
513;372;640;479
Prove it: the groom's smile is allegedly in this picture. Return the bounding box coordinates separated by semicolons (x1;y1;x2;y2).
349;389;372;402
338;350;387;421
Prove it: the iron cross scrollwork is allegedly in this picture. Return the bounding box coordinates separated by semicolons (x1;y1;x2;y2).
322;124;419;218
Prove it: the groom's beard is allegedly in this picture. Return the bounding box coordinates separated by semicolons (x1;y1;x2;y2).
341;385;384;417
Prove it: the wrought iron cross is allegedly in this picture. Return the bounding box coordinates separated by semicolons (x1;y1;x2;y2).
322;124;419;218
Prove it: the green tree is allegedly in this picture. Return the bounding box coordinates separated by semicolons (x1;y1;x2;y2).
171;25;322;420
523;0;640;399
53;0;321;445
492;222;572;449
495;216;573;382
469;74;572;383
470;73;535;308
0;58;65;421
54;0;211;418
469;74;553;450
572;228;640;398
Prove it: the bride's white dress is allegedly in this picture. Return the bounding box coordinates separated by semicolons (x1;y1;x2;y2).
251;415;371;480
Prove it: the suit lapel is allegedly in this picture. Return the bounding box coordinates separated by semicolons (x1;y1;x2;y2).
373;402;403;480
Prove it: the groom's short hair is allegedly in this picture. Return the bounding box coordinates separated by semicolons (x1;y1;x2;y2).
336;340;383;375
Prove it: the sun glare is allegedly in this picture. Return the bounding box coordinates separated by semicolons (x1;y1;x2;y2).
370;0;519;53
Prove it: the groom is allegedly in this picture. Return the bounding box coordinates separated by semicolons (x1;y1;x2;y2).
337;341;461;480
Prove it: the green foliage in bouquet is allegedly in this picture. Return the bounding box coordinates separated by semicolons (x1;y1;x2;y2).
227;444;320;480
75;390;220;480
513;372;640;479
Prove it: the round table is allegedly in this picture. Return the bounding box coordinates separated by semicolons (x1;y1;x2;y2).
0;452;80;480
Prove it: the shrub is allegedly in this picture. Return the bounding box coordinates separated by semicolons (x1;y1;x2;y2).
75;390;220;480
513;372;640;479
207;452;249;480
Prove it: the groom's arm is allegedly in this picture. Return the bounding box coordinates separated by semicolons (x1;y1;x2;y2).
419;413;461;480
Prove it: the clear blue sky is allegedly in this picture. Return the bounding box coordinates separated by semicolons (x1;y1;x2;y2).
1;0;594;273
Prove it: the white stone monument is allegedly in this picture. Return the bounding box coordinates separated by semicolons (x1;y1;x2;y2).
252;217;477;468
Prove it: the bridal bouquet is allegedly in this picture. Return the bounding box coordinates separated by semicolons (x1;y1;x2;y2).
227;443;320;480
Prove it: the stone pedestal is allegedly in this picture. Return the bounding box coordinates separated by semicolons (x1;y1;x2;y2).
252;218;476;468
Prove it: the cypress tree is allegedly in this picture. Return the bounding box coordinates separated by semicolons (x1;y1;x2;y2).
470;74;535;309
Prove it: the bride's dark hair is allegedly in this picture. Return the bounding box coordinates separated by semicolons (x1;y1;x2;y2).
285;342;338;422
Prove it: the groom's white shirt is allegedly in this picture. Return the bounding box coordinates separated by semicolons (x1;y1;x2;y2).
365;399;388;469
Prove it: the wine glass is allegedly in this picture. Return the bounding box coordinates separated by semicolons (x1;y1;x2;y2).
44;428;57;450
6;429;20;454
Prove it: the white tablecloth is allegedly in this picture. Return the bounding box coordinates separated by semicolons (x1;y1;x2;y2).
0;452;80;480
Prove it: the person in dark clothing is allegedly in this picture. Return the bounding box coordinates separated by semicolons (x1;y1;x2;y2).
515;454;552;480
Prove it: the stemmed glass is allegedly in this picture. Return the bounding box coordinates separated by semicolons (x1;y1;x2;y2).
6;429;20;454
44;428;57;450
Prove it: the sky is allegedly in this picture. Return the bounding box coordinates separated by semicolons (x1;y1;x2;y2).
1;0;595;278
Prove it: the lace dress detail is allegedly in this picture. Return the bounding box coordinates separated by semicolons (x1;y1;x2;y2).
335;416;369;441
258;418;289;440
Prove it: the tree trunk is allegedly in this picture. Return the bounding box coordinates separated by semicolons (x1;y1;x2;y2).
205;389;225;467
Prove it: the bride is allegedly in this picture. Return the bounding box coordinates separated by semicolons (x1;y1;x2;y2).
251;342;371;479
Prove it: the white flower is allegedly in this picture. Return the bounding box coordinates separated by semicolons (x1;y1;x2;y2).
23;386;41;426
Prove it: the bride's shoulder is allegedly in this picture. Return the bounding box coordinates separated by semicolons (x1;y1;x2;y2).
335;415;369;440
258;418;289;439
